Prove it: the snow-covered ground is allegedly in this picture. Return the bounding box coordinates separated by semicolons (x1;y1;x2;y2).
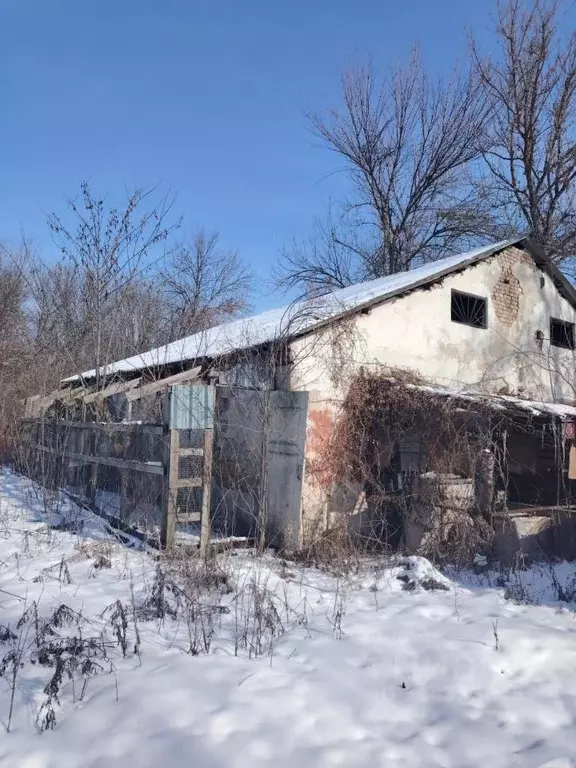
2;469;576;767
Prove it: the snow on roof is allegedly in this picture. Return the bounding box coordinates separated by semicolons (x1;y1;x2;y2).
495;395;576;419
409;381;576;419
63;238;522;382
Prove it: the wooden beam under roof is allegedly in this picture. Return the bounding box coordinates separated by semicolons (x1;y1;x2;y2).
126;366;202;402
83;377;142;404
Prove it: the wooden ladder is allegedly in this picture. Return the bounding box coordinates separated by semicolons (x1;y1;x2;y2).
161;427;214;553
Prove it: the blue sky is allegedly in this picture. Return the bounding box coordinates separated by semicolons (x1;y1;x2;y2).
0;0;496;309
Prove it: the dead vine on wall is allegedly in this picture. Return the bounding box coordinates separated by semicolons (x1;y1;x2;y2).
312;370;513;560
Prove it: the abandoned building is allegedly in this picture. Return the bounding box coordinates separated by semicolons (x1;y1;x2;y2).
21;236;576;560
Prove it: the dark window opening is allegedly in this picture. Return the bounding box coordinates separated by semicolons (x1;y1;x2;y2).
450;290;487;329
550;317;575;349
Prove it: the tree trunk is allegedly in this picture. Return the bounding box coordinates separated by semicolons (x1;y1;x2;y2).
475;448;495;524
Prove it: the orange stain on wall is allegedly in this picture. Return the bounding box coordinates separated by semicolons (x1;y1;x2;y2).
306;407;336;489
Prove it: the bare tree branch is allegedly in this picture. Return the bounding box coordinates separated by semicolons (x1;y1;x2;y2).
471;0;576;275
47;182;181;386
280;51;492;294
161;231;252;337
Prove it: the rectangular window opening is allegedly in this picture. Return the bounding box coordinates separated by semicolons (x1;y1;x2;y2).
550;317;575;349
450;290;487;329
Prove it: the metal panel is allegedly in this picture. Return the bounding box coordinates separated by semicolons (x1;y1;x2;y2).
210;387;309;549
169;384;215;430
265;390;309;550
211;388;264;539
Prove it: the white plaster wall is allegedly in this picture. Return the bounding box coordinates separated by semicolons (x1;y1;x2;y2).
290;247;576;404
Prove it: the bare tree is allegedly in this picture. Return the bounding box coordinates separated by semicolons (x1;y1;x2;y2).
17;201;253;395
28;257;173;381
0;245;34;455
472;0;576;275
280;51;492;294
30;261;89;376
47;182;180;387
161;231;252;337
111;279;171;357
0;257;28;369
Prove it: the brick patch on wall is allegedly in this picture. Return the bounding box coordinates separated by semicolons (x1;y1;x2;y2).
491;247;533;327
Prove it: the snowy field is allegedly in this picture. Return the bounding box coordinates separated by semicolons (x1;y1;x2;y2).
2;469;576;767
